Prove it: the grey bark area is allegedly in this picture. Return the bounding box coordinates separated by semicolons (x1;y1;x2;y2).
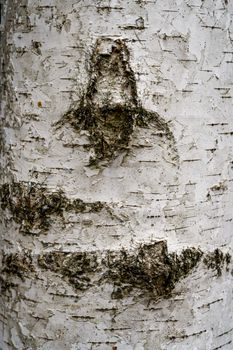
1;1;233;350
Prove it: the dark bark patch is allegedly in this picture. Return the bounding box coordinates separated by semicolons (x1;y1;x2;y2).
2;251;34;278
203;249;231;276
55;39;178;166
38;251;99;291
0;182;106;235
1;243;231;299
37;242;203;298
105;242;203;299
0;251;35;293
37;251;97;292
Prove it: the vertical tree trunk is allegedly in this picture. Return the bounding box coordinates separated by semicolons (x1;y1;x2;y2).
1;1;233;349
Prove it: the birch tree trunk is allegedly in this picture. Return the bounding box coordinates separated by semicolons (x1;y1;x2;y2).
1;1;233;349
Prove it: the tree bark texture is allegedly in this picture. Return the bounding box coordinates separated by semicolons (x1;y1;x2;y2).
1;0;233;349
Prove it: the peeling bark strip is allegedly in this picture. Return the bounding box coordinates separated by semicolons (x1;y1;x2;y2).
56;39;178;166
1;243;231;300
0;182;106;234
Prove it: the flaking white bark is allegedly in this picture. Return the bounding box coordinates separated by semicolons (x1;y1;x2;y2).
1;1;233;349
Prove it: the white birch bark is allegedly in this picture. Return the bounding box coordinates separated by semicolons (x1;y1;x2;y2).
1;0;233;349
